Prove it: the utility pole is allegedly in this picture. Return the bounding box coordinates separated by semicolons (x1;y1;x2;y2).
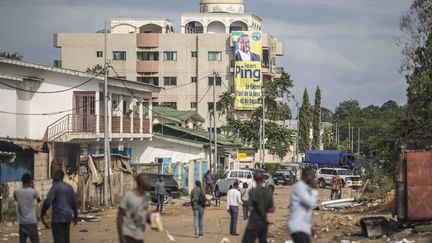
335;123;338;148
103;21;112;207
357;127;360;154
351;126;354;153
261;87;265;168
259;118;263;165
209;113;213;171
293;103;300;162
213;72;218;173
348;123;351;151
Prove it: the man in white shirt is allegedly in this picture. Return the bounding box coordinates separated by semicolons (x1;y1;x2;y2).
226;181;242;236
288;168;319;243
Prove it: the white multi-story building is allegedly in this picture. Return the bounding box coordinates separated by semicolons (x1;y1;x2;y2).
54;0;284;128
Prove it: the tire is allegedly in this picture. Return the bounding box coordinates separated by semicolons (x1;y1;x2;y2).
318;179;326;188
215;186;221;198
268;186;275;194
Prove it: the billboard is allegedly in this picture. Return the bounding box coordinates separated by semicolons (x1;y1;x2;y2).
232;31;263;110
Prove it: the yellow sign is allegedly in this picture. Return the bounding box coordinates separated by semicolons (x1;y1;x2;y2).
232;31;263;110
237;153;247;160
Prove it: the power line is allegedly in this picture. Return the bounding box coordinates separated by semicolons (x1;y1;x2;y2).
0;68;107;94
0;100;101;116
163;74;211;91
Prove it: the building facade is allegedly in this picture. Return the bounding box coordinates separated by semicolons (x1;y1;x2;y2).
54;0;284;128
0;58;161;163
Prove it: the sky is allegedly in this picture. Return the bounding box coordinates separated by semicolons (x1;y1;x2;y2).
0;0;410;111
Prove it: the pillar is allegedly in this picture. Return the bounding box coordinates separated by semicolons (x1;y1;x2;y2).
95;91;100;134
119;95;123;134
139;101;143;134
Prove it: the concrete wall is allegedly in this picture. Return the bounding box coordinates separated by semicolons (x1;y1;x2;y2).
0;81;17;138
129;137;205;164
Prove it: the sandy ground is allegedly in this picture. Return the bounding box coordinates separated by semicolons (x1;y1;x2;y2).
1;185;431;243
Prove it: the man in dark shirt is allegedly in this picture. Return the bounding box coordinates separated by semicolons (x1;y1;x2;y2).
242;172;275;243
41;170;78;243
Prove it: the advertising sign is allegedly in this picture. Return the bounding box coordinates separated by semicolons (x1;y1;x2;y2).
232;31;263;110
237;153;247;160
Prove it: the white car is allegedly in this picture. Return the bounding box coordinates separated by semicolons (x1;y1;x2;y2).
214;170;253;197
316;168;362;189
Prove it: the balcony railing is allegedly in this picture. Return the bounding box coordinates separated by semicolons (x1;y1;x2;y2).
45;114;150;141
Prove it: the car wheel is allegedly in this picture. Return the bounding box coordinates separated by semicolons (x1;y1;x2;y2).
215;186;221;198
318;179;326;188
268;186;275;194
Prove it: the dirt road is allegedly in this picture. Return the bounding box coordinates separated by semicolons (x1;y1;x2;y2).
1;185;430;243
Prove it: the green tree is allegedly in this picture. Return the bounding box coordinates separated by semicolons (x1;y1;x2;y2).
0;51;23;60
312;86;321;150
334;99;361;120
298;88;311;152
402;28;432;137
86;64;104;74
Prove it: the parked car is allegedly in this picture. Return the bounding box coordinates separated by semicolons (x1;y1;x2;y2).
272;170;295;185
315;168;362;189
279;163;302;182
215;169;254;197
148;174;180;203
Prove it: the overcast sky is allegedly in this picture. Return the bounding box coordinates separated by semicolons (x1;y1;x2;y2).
0;0;410;110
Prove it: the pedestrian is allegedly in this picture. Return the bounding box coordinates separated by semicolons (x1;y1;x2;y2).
14;173;41;243
330;171;342;200
155;175;165;214
239;182;250;220
226;181;242;236
41;170;78;243
288;168;319;243
204;170;214;196
190;180;206;238
117;172;151;243
241;172;275;243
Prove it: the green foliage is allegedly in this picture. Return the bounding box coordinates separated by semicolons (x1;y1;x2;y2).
218;71;296;159
0;51;23;60
299;88;311;152
86;64;104;74
322;127;337;150
334;99;361;120
312;86;321;150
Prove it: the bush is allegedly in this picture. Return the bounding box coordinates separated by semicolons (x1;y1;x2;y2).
179;188;189;197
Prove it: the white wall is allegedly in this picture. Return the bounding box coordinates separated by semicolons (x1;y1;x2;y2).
130;137;205;164
0;80;17;137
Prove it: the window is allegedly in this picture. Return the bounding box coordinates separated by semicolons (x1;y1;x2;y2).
230;171;238;178
208;102;221;112
164;51;177;61
137;52;159;61
163;77;177;86
113;51;126;60
96;51;103;58
191;77;197;83
208;51;222;61
238;171;245;178
191;102;197;109
208;77;222;86
161;102;177;109
191;51;198;58
137;76;159;86
229;26;243;33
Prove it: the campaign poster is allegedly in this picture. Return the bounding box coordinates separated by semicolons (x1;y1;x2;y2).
232;31;262;110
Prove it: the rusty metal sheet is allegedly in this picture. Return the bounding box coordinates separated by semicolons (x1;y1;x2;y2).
405;152;432;221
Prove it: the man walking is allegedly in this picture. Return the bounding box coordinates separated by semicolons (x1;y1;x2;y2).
204;170;214;195
242;172;275;243
190;181;206;238
117;173;151;243
226;181;242;236
41;170;78;243
14;173;41;243
330;171;342;200
239;182;250;220
155;175;165;214
288;168;319;243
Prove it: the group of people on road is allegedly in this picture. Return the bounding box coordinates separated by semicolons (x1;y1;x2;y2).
14;170;78;243
14;166;320;243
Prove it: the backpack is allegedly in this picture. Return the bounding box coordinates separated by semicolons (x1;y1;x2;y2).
198;191;206;208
